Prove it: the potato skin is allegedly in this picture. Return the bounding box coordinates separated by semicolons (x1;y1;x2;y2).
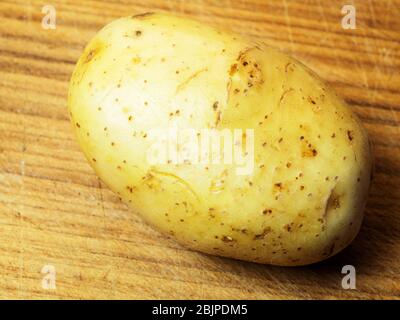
68;13;373;266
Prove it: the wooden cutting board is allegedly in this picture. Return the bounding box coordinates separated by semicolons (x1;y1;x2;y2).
0;0;399;299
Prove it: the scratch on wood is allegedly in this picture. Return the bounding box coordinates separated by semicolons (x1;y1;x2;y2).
20;160;25;176
316;0;341;68
97;178;106;230
282;0;294;52
18;125;26;297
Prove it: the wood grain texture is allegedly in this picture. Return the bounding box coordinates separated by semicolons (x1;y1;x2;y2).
0;0;399;299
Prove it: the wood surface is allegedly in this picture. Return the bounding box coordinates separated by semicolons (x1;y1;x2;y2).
0;0;399;299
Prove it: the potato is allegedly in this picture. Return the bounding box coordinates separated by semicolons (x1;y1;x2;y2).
68;13;372;266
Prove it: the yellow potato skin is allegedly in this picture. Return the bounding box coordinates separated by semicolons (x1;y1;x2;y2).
68;13;372;266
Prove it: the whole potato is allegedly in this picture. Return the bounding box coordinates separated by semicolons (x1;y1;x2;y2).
68;13;372;266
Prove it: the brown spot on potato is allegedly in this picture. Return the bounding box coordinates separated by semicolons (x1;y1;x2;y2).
302;144;318;157
274;182;283;191
284;224;292;232
347;130;354;141
254;227;272;240
326;191;341;211
262;208;272;215
227;46;264;103
74;40;106;83
323;189;341;221
307;96;316;105
83;48;99;64
131;12;154;19
229;63;238;76
222;236;234;242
